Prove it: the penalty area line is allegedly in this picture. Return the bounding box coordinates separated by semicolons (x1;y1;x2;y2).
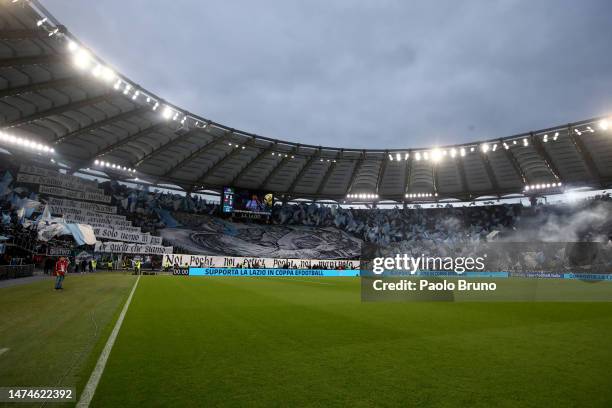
76;275;141;408
0;348;8;356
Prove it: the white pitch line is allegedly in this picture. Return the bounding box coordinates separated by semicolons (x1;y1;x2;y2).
0;348;8;356
76;275;140;408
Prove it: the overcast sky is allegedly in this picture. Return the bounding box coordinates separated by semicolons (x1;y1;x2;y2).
44;0;612;149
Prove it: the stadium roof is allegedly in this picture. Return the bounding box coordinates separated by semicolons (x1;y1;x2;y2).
1;0;612;203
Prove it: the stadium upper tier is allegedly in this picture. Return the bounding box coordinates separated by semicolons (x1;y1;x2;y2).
1;1;611;203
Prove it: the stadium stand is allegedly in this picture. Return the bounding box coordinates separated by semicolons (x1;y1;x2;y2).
1;149;611;276
0;0;611;278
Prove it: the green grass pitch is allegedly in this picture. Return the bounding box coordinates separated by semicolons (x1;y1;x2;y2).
1;274;612;407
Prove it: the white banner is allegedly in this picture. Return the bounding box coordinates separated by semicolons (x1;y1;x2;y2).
38;185;111;203
95;241;173;255
93;227;162;245
87;223;141;233
162;254;360;270
19;164;98;188
63;213;132;226
49;206;126;221
17;173;103;193
47;197;117;214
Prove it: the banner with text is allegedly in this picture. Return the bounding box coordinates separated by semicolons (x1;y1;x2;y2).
38;185;111;203
93;227;162;245
163;254;360;270
17;173;103;193
62;214;131;226
87;223;141;233
19;164;98;189
94;241;173;255
49;206;126;221
47;197;117;214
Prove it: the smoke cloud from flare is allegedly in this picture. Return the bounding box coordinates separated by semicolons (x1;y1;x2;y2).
506;199;612;243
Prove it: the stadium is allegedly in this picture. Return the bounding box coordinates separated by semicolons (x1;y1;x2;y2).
1;0;612;406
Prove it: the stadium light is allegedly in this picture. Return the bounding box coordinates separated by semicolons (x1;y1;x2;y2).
91;64;115;83
415;152;421;161
450;148;457;158
162;106;173;120
524;182;562;193
431;149;442;162
460;148;466;157
600;119;609;130
395;153;401;161
67;40;79;52
94;159;136;173
92;64;102;78
523;138;529;147
0;131;54;154
101;67;116;82
73;49;92;70
481;143;490;153
553;132;559;141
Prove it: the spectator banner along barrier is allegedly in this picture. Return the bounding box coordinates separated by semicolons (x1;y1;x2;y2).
163;254;360;269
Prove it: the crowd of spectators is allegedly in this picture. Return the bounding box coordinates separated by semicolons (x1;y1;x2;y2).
275;202;519;246
1;154;612;275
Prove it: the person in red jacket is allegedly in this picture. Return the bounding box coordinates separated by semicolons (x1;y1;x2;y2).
54;256;69;290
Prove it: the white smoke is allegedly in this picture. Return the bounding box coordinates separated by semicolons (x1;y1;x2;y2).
505;200;612;243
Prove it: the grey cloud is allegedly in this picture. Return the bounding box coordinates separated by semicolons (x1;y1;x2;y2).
44;0;612;149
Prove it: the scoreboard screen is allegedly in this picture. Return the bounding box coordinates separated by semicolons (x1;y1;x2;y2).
222;187;274;216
